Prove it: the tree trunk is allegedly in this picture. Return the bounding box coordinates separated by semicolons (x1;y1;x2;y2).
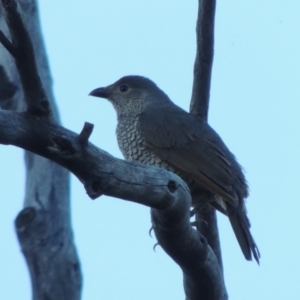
0;1;82;299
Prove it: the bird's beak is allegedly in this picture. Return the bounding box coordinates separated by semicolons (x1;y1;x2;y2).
89;87;110;98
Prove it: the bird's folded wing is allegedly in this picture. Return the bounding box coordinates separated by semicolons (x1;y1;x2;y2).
139;105;239;206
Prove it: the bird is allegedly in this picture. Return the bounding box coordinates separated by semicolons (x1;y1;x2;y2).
89;75;260;263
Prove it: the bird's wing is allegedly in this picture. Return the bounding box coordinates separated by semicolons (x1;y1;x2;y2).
139;104;242;206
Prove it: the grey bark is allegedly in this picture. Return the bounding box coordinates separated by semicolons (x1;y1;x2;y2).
190;0;224;273
0;1;82;299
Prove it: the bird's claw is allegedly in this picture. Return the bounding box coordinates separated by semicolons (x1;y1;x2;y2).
153;242;159;252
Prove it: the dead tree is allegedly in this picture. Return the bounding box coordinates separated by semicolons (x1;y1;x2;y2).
0;0;227;299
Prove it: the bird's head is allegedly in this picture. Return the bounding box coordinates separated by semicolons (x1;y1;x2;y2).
89;75;170;116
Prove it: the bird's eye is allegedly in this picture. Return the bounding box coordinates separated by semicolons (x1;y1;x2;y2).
119;85;129;92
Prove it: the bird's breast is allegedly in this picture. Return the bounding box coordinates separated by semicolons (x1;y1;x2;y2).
116;116;208;205
116;117;172;169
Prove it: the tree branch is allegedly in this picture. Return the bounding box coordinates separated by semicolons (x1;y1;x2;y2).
0;0;50;115
0;1;82;299
78;122;94;146
189;0;224;274
0;110;227;299
190;0;216;119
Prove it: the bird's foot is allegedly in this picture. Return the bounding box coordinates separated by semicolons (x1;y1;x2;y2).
148;226;154;237
153;242;159;252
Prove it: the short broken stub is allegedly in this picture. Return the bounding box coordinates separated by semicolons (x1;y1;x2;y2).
87;180;107;199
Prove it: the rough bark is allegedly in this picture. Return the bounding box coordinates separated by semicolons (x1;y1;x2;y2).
0;1;82;299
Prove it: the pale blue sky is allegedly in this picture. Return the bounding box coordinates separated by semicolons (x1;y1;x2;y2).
1;1;299;299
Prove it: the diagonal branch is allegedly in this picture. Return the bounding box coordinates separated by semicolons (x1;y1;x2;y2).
0;0;50;116
0;110;228;299
0;29;16;55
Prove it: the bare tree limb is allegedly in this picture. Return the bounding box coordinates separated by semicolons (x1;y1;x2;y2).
0;1;82;299
188;0;225;275
78;122;94;146
0;110;228;299
1;0;50;115
190;0;216;119
0;29;16;55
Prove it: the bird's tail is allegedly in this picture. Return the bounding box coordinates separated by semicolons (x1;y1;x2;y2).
227;204;260;264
